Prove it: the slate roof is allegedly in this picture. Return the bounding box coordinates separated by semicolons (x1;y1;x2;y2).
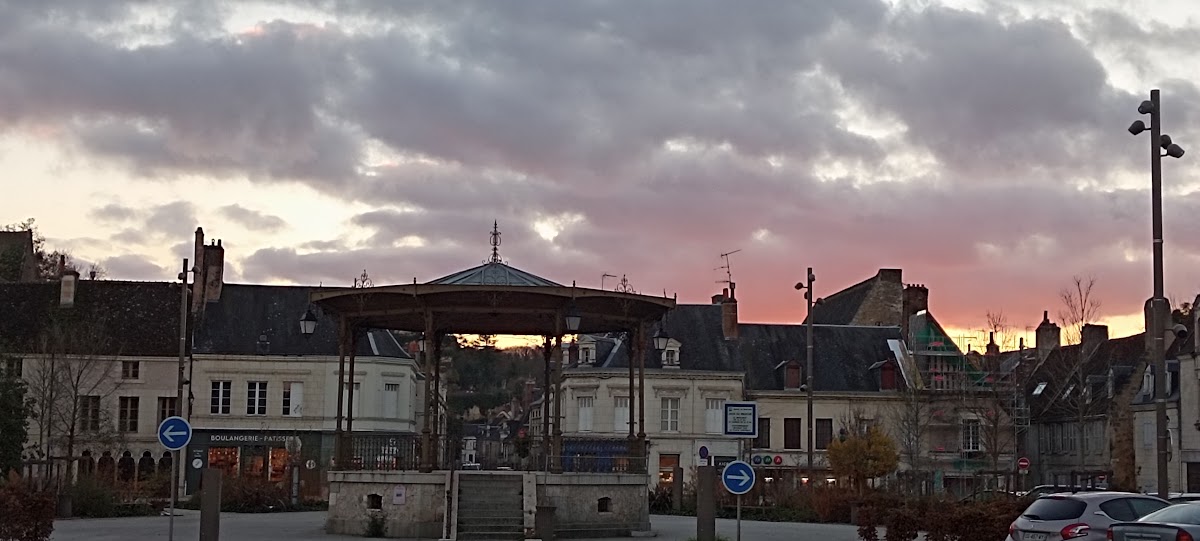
1024;333;1150;419
0;280;182;356
806;275;876;325
579;303;901;393
426;262;562;287
192;283;414;358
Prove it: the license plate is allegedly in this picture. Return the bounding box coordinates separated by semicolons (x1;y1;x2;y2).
1023;534;1047;541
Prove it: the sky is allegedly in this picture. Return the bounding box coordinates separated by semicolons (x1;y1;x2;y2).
2;0;1199;350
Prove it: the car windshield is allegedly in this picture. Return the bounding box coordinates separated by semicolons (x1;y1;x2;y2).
1138;504;1200;525
1023;497;1087;521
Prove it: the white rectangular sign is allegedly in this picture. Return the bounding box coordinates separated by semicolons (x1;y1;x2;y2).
723;401;758;438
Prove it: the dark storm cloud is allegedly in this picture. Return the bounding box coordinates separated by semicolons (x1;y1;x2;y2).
7;1;1200;332
218;204;287;232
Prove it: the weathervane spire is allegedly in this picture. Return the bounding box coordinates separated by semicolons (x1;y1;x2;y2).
489;220;502;263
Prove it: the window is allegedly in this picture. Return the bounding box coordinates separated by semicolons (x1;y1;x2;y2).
79;395;101;431
118;396;139;432
658;454;680;487
660;397;680;432
815;418;833;450
283;382;304;417
1143;421;1154;449
582;348;594;364
157;397;177;425
578;396;594;432
121;361;139;380
1032;382;1047;396
210;381;231;415
962;419;981;451
1100;499;1140;521
1023;497;1086;521
755;418;771;449
614;396;630;433
704;398;725;434
246;381;267;415
3;357;21;377
381;383;399;418
663;350;678;366
784;418;803;450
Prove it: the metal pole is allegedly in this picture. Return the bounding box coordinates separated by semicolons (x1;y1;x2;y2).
736;493;742;541
1150;89;1169;500
805;268;815;478
170;258;188;541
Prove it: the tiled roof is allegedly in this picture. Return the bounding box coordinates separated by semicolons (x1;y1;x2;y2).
426;262;562;287
582;303;901;393
0;280;182;356
193;283;414;358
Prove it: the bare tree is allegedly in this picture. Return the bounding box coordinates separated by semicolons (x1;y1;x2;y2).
25;311;126;486
957;354;1019;472
1046;275;1104;471
986;310;1020;351
1058;275;1102;346
887;388;930;474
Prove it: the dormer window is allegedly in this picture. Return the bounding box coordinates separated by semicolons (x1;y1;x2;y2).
1032;382;1047;396
659;338;681;368
582;347;594;365
1142;367;1153;396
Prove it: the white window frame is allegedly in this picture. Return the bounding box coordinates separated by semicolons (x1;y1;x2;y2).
962;418;981;452
614;396;630;433
283;381;304;417
660;397;680;432
577;396;594;432
246;381;267;416
211;381;231;415
704;398;725;434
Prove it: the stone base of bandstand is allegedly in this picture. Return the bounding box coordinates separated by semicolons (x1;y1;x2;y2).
325;470;651;539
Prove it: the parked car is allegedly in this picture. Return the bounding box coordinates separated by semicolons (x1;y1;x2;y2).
1006;492;1169;541
1109;502;1200;541
1021;485;1112;499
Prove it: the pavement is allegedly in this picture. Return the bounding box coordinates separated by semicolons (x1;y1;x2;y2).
50;511;870;541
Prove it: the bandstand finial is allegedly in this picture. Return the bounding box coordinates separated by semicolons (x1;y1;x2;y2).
489;220;502;263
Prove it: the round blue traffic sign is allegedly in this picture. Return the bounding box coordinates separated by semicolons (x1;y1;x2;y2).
157;416;193;451
721;460;756;495
699;446;710;459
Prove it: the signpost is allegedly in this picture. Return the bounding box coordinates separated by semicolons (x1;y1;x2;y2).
1017;456;1030;475
158;416;192;541
721;460;755;541
723;401;758;438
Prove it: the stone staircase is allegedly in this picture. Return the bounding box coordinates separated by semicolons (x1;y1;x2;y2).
455;473;525;540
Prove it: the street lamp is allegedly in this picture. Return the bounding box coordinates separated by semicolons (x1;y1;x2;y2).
299;308;318;336
1129;88;1187;500
794;268;817;479
653;326;670;351
564;303;582;333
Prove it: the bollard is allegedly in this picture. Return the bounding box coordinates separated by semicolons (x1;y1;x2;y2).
199;468;222;541
672;465;684;511
696;466;715;541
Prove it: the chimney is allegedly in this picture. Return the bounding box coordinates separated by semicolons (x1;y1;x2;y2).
902;284;928;339
878;268;903;284
202;239;226;303
1081;324;1109;348
191;227;206;314
1035;310;1060;361
986;331;1000;356
722;283;739;341
59;265;79;307
711;291;726;305
784;361;801;390
523;380;536;409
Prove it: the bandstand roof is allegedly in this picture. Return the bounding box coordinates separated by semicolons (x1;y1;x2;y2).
309;222;675;335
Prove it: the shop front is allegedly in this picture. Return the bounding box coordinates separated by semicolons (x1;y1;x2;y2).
184;429;328;496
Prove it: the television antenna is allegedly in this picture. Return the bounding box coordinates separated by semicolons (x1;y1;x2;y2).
715;249;742;286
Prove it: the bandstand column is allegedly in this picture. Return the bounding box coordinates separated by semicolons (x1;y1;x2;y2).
636;322;648;472
333;317;347;467
432;334;443;469
346;326;358;434
627;326;637;456
541;336;552;468
552;335;564;473
420;311;435;473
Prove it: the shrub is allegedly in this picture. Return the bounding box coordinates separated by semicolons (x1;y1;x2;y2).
883;507;920;541
220;477;291;513
0;471;55;541
810;486;854;523
649;486;673;513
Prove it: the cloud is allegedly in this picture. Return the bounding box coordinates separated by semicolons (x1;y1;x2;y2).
5;1;1200;338
90;202;139;223
101;253;167;280
218;204;287;232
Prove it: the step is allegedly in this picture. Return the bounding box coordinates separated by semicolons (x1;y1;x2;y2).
459;490;522;500
457;533;523;541
458;519;524;531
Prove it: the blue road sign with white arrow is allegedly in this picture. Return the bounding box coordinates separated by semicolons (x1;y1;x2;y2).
157;416;192;451
721;460;755;495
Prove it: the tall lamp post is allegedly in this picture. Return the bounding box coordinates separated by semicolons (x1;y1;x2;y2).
1128;89;1186;499
794;268;816;479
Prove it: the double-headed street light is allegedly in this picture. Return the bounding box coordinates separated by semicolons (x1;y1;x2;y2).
794;268;817;479
1129;89;1186;500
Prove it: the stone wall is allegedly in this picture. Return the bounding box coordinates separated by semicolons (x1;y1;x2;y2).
535;473;650;539
326;471;449;538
